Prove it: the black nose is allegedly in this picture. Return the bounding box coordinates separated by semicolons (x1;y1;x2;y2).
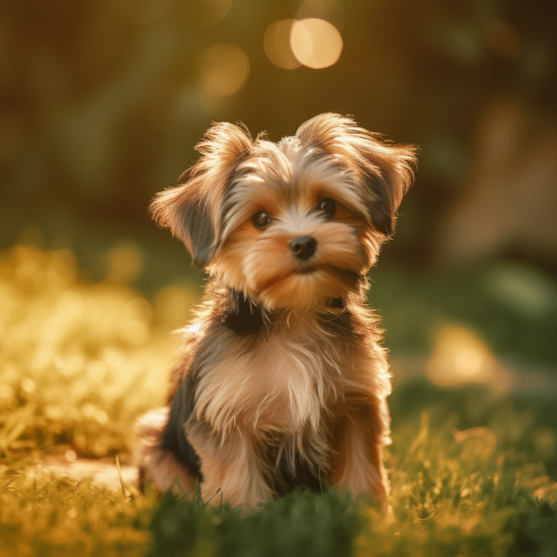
290;236;317;260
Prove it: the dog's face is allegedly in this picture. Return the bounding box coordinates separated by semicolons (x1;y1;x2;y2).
151;114;416;311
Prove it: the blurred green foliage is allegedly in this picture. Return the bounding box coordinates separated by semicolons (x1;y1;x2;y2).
0;245;197;459
370;262;557;368
1;0;556;267
2;0;556;374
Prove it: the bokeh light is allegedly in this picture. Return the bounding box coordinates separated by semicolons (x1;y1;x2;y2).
105;241;143;284
154;284;198;329
199;44;250;97
264;20;301;70
427;325;498;387
290;18;343;69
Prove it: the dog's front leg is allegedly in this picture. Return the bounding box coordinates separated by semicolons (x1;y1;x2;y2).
187;421;273;509
330;397;390;505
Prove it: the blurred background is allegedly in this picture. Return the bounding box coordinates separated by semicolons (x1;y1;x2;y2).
1;0;557;412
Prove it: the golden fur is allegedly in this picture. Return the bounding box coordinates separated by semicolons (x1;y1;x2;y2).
135;113;417;509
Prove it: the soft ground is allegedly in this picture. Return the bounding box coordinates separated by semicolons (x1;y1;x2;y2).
1;245;557;557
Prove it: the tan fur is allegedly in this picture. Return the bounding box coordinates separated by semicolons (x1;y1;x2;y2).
150;122;254;243
134;408;196;492
137;114;417;509
194;431;274;508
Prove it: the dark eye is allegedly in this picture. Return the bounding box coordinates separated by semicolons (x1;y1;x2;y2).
317;197;336;219
252;212;272;229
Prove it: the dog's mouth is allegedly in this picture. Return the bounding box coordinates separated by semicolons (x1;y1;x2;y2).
256;264;362;295
295;266;318;275
294;264;360;283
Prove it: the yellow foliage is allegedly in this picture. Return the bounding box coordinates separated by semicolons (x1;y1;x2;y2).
0;245;199;459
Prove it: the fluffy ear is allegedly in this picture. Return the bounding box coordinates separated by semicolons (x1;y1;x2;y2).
297;113;417;237
150;122;253;269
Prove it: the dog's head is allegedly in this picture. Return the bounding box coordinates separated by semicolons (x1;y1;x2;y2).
151;113;417;311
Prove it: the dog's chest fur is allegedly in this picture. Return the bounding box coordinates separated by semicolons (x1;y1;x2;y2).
158;287;387;496
196;323;348;436
190;315;354;493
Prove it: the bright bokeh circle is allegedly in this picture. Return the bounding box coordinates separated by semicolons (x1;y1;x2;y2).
264;20;301;70
290;18;343;69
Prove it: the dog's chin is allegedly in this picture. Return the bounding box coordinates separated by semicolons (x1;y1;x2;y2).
249;265;362;312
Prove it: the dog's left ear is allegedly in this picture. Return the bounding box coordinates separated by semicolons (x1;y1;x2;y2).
150;122;253;269
297;113;417;237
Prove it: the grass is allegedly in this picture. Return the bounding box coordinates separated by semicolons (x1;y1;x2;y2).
1;245;557;556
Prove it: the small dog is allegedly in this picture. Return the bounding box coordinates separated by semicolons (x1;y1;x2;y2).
135;113;416;508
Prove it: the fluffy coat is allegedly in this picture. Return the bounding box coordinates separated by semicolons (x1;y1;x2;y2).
135;113;417;508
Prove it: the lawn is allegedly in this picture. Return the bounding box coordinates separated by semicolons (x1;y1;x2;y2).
1;245;556;556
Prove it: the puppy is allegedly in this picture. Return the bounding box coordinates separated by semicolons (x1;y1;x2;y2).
135;113;416;509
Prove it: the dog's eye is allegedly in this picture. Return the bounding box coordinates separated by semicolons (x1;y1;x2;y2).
252;212;272;229
317;197;336;219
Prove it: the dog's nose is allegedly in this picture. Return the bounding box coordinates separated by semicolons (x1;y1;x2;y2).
290;236;317;260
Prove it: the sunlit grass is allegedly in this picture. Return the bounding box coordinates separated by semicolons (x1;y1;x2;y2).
1;245;556;556
0;245;197;460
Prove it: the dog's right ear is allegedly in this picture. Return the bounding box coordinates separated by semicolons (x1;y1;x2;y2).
297;113;417;238
150;122;253;269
